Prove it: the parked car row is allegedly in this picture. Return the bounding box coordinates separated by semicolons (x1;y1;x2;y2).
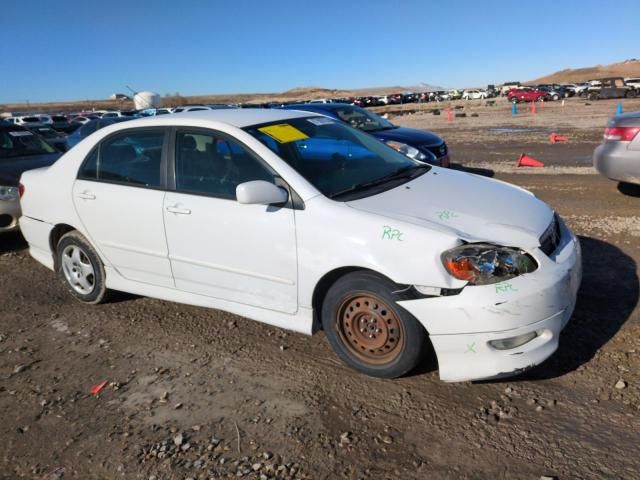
502;78;639;102
3;114;77;133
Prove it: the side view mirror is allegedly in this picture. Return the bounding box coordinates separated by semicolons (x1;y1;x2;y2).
236;180;288;206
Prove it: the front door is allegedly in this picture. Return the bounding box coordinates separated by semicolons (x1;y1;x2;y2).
163;130;298;313
73;128;174;287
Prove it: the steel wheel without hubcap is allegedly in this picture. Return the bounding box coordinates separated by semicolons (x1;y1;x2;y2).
336;294;404;365
61;245;95;295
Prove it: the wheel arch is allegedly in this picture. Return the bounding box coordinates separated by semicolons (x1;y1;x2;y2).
49;223;78;270
311;266;423;331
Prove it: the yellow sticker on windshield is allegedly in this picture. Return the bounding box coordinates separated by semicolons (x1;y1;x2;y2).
258;124;309;143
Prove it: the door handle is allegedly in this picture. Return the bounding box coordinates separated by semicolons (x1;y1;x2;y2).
76;191;96;200
166;205;191;215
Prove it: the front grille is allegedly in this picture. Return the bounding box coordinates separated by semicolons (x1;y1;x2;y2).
539;215;562;256
423;142;448;158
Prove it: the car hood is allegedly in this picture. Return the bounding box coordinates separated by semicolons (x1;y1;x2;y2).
346;168;553;249
0;153;61;183
372;127;443;147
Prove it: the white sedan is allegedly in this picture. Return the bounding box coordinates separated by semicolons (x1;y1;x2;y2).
19;109;581;382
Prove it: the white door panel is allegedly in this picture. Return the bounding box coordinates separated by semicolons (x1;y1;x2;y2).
163;192;298;313
73;180;173;287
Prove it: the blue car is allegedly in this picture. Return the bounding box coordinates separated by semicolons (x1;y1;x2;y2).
281;103;450;167
66;117;132;149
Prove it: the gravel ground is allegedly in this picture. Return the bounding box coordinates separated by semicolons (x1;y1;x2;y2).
1;98;639;480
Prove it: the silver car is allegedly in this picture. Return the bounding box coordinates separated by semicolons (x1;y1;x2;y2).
593;112;640;185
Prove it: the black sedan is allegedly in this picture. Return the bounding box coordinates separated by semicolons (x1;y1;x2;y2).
0;124;61;232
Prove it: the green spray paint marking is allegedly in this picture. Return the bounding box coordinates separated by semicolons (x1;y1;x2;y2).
382;226;403;241
495;282;518;294
465;342;476;354
437;210;458;221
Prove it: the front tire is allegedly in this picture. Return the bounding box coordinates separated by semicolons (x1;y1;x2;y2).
321;271;427;378
57;231;111;304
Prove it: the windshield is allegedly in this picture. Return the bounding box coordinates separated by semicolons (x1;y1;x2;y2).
330;106;395;132
0;128;57;159
245;117;428;200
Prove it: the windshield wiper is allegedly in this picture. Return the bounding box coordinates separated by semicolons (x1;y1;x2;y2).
329;164;429;199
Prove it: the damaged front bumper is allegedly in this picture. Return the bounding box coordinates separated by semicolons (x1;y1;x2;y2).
398;219;582;382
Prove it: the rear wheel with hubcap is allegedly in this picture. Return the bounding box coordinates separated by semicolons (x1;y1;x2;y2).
321;271;427;378
57;231;111;304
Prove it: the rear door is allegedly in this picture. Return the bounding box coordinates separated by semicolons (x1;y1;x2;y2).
73;128;173;287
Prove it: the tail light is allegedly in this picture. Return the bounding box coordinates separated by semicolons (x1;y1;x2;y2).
18;183;25;198
604;126;640;142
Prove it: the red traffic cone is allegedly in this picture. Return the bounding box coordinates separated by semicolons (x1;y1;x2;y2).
517;153;544;168
549;132;568;143
531;101;537;115
446;108;452;121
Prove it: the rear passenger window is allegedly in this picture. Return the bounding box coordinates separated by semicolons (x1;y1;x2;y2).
80;149;98;179
175;131;274;199
79;131;164;187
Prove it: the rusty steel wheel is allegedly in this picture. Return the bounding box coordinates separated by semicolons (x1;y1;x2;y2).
336;294;405;365
322;271;427;378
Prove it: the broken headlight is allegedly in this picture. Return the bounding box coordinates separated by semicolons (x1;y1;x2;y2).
441;243;537;285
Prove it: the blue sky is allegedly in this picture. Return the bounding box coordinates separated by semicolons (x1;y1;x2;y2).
1;0;639;103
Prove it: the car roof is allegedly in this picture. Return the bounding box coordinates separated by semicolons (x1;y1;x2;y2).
125;108;318;128
281;103;354;112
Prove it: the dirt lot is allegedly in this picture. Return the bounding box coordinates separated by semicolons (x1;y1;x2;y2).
1;97;639;480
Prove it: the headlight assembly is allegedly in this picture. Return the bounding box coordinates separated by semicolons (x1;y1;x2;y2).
442;243;537;285
385;140;433;163
0;186;19;201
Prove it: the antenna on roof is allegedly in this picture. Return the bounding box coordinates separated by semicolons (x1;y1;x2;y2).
125;85;138;95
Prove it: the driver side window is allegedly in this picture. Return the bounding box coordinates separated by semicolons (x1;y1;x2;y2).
174;131;275;200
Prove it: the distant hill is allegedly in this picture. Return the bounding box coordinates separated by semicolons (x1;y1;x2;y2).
530;59;640;84
353;82;445;95
280;86;354;98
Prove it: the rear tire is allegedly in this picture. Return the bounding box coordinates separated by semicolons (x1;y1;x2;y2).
57;231;111;304
321;271;427;378
627;90;637;98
